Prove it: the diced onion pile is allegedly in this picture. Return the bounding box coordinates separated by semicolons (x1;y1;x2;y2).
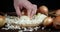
3;13;47;30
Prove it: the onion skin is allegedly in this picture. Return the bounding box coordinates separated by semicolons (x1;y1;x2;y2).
0;15;6;27
37;5;48;15
53;16;60;29
43;17;53;26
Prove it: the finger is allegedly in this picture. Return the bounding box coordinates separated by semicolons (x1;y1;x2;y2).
14;5;22;17
31;4;37;17
23;4;32;17
27;9;32;18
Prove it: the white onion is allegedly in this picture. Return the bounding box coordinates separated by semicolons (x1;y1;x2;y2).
5;13;47;27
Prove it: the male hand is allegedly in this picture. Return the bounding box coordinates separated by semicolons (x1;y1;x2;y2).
14;0;37;17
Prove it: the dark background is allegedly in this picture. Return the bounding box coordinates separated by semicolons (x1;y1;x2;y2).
0;0;60;12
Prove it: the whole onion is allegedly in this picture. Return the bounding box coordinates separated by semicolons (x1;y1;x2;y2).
55;9;60;16
43;17;53;26
38;5;48;15
0;15;6;27
53;16;60;29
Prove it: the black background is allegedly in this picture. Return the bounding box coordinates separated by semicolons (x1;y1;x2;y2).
0;0;60;12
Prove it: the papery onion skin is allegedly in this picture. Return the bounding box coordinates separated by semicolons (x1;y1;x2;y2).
0;15;6;27
37;5;48;15
55;9;60;16
43;17;53;26
53;16;60;29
